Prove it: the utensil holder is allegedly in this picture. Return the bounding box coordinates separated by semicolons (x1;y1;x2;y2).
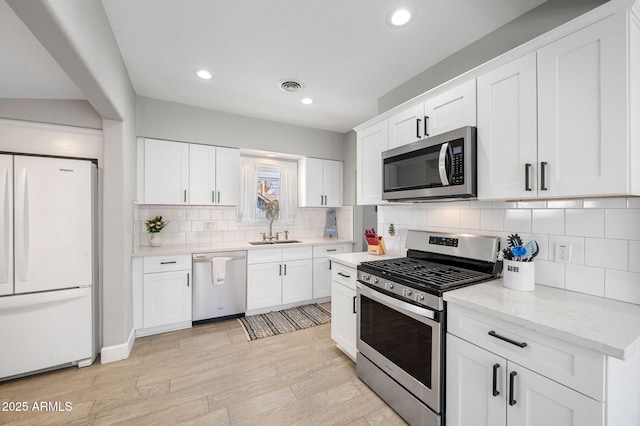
367;238;386;255
503;260;535;291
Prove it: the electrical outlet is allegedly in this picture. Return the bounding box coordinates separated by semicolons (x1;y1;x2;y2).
555;243;572;264
206;222;215;230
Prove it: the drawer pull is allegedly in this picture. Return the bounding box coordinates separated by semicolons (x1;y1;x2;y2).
337;272;351;278
160;261;177;265
326;249;337;252
488;330;527;348
509;371;517;406
492;363;500;397
353;296;357;314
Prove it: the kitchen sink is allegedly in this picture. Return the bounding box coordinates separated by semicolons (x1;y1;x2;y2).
248;240;301;245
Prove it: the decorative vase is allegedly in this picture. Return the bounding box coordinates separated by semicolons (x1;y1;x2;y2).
149;233;162;247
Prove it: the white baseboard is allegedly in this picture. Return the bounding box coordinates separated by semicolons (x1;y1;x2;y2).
100;328;135;364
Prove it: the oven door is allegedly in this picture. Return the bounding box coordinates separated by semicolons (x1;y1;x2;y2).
356;282;442;413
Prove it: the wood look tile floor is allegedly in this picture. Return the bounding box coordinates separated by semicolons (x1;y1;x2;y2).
0;305;407;426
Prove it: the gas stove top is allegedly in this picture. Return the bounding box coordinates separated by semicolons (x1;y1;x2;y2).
356;231;501;310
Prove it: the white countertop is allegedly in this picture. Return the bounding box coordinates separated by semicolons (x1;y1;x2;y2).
132;238;355;257
444;280;640;361
328;251;405;269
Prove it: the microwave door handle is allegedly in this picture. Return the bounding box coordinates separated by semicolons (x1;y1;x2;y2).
438;142;450;186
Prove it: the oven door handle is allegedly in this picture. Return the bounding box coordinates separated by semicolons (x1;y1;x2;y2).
357;282;437;322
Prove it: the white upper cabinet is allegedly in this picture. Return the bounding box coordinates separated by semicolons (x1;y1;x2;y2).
356;120;388;205
388;103;425;149
144;138;189;204
142;139;240;205
537;12;633;197
424;79;476;137
387;80;476;150
477;53;538;200
298;157;343;207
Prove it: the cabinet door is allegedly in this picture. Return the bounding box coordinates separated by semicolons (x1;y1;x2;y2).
356;121;388;205
282;259;313;304
424;79;476;137
388;103;425;148
247;262;282;310
143;270;191;328
215;147;240;205
446;334;507;426
477;53;538;200
189;144;216;205
312;257;332;299
507;362;604;426
144;139;189;204
298;157;324;207
330;282;357;360
537;13;628;197
322;159;343;207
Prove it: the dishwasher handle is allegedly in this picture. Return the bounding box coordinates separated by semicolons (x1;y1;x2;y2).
193;255;246;262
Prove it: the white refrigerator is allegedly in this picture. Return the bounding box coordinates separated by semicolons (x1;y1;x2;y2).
0;154;96;379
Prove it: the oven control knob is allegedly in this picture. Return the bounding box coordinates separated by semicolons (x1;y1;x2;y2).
362;274;370;281
372;277;379;284
403;289;412;297
417;293;425;301
385;282;394;290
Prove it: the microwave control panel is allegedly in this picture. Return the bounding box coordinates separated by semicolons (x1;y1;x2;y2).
451;138;464;186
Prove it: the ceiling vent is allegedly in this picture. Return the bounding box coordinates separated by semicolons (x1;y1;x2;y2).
278;79;304;93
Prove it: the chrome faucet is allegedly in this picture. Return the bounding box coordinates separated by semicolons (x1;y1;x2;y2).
261;219;278;241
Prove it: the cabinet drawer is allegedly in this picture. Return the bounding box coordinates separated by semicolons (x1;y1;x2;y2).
143;254;191;273
447;304;605;401
283;246;313;261
331;262;356;291
248;249;282;264
313;244;352;258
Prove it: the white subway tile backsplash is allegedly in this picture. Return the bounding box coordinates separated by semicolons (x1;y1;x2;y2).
223;209;236;220
198;209;211;220
565;209;604;238
605;209;640;240
583;198;627;208
532;209;564;235
426;209;443;227
535;260;565;289
630;241;640;273
480;209;504;231
504;209;531;233
443;209;460;228
460;209;481;230
186;209;199;220
585;238;628;270
605;269;640;305
517;200;547;209
492;201;517;209
547;199;583;209
565;264;604;297
412;210;428;227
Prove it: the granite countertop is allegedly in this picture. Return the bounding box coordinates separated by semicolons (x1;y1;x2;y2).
444;280;640;361
328;251;405;269
132;238;355;257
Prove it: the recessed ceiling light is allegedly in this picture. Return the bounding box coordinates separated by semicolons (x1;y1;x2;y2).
301;97;314;105
196;69;212;80
388;8;412;27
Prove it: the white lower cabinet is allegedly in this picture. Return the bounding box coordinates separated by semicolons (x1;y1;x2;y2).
330;261;357;360
133;254;192;336
246;262;282;310
447;334;602;426
312;244;353;299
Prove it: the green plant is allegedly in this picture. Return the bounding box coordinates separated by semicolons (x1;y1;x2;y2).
146;216;168;234
388;223;396;236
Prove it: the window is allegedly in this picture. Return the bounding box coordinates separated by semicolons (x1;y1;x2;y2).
257;165;281;222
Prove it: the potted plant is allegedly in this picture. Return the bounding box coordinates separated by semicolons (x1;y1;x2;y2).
146;215;168;247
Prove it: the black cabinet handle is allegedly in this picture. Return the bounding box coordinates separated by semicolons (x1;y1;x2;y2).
218;191;221;203
284;264;287;276
326;249;337;252
160;261;177;265
488;330;527;348
279;264;282;276
337;272;351;278
187;273;190;287
329;260;332;270
320;195;324;205
540;161;548;191
492;364;500;397
212;190;215;203
416;118;422;138
184;189;187;202
509;371;517;406
525;163;532;191
352;296;357;314
424;116;430;137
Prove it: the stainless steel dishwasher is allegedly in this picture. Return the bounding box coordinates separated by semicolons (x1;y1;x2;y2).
192;251;247;323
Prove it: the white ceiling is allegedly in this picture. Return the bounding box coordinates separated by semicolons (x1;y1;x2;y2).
1;0;548;133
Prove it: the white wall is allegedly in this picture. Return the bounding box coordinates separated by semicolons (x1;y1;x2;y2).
378;198;640;305
0;99;102;130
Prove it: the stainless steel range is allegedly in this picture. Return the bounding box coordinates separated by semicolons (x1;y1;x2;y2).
356;230;501;426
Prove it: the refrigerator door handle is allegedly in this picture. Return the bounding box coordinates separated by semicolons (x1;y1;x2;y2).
15;168;29;281
0;169;8;284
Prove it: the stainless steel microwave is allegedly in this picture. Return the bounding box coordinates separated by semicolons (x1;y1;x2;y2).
382;126;476;201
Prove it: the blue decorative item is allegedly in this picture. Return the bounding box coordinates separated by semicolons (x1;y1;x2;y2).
324;209;337;239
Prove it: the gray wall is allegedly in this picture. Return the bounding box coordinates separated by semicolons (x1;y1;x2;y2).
137;97;347;161
378;0;608;113
0;99;102;129
343;130;357;206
